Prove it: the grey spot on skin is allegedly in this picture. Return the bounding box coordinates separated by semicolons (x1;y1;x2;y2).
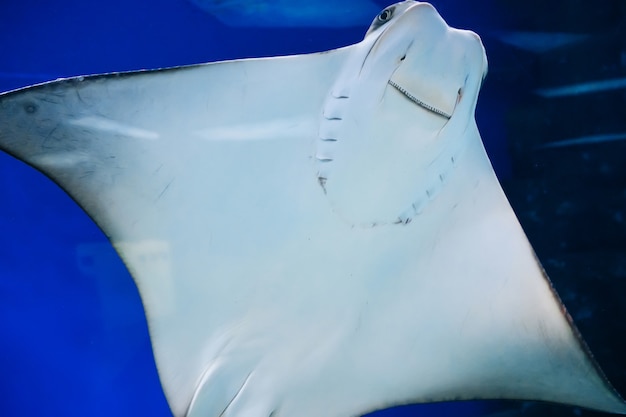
23;102;37;114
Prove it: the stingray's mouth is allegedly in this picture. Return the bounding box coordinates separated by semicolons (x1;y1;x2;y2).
387;80;452;119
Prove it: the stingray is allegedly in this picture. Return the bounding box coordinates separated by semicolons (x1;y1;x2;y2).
0;2;624;416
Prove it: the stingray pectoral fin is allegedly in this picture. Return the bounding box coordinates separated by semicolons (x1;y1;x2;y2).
405;139;626;413
0;50;350;242
0;50;351;416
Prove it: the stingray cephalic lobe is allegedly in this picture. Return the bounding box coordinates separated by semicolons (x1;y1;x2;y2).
0;2;624;417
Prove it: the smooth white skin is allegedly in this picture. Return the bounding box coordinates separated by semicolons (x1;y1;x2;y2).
0;2;624;417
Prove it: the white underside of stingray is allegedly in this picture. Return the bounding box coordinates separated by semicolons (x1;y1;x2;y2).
0;2;624;417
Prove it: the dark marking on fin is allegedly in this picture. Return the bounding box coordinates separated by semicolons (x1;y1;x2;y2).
318;176;327;194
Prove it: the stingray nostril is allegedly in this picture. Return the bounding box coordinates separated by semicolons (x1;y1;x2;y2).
400;54;406;62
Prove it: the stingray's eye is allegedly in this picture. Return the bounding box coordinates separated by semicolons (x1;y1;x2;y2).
365;5;397;36
377;7;394;23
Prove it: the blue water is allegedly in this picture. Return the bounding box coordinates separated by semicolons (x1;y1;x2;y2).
0;0;598;416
